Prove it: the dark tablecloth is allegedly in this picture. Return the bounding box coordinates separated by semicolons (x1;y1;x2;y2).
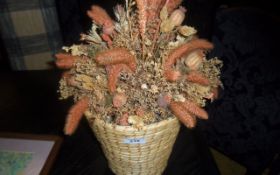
0;70;220;175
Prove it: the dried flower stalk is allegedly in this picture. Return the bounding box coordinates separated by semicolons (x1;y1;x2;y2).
163;69;181;81
169;101;196;128
107;64;132;93
64;97;89;135
87;5;114;35
147;0;166;19
181;100;208;119
164;39;213;81
166;0;183;13
55;53;78;69
186;71;210;86
135;0;147;39
95;47;136;72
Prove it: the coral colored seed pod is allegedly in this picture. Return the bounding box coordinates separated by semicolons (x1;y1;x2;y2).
169;6;186;27
113;93;127;108
116;113;129;126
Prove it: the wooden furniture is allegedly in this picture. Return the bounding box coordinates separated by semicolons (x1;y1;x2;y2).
0;132;62;175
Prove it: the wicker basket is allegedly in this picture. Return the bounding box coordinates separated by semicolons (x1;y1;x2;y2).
85;112;180;175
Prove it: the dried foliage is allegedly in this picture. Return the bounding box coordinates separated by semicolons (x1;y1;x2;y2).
57;0;223;135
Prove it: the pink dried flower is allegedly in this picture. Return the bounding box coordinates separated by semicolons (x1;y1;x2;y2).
62;71;71;79
107;64;133;93
147;0;166;19
165;0;182;13
101;33;113;46
135;107;146;116
135;0;148;39
95;47;137;72
212;87;219;99
157;94;172;108
113;93;127;108
116;113;129;126
205;87;219;101
87;5;114;35
182;100;208;120
185;71;210;86
55;53;77;69
164;69;181;81
64;97;89;135
169;101;197;128
61;71;79;87
163;39;213;81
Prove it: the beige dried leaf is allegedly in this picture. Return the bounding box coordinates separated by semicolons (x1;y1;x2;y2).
145;39;152;46
75;74;92;83
160;6;168;21
81;82;95;91
178;26;197;37
160;19;175;33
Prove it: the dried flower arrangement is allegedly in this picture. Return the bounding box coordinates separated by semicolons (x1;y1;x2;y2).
56;0;223;135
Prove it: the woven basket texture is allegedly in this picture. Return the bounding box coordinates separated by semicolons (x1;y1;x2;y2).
86;113;180;175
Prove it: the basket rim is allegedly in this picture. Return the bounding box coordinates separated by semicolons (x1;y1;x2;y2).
85;111;179;132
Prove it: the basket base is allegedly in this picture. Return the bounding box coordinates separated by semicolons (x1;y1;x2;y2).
85;114;180;175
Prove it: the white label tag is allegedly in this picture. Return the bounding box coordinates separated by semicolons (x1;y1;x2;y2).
123;138;145;144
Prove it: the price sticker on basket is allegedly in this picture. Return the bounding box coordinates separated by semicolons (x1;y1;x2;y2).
123;138;146;144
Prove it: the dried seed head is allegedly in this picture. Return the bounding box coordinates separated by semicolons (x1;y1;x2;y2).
184;50;204;70
169;6;186;27
157;94;172;108
178;26;197;37
160;19;175;33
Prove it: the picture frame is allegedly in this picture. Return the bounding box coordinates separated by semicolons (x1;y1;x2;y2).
0;132;62;175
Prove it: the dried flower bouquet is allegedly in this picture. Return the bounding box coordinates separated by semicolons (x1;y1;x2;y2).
57;0;223;135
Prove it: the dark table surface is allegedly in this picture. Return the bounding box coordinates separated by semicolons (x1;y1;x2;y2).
0;70;220;175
